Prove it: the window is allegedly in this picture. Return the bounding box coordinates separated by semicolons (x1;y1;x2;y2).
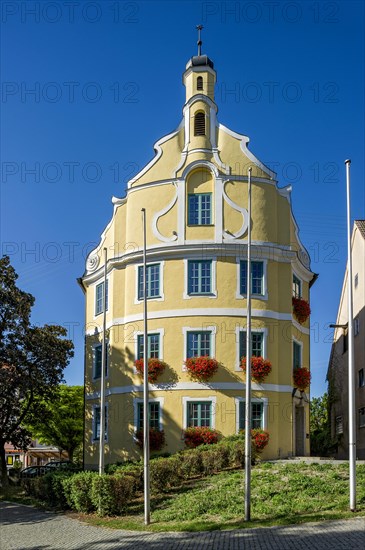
188;193;212;225
293;274;302;298
335;415;343;435
239;331;263;358
240;261;264;295
355;273;358;288
187;401;212;427
188;260;212;294
359;407;365;428
238;401;264;430
138;264;160;300
187;331;211;358
359;368;365;388
93;406;107;441
137;333;160;360
293;341;301;369
343;330;348;354
197;76;203;90
137;402;160;431
93;343;109;379
7;456;13;466
95;281;108;316
194;112;205;136
354;317;360;336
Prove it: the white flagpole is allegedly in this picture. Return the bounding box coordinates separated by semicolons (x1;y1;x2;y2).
345;159;356;511
99;247;107;475
141;208;150;525
244;167;252;521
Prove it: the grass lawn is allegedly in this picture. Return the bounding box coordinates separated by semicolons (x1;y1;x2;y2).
78;462;365;532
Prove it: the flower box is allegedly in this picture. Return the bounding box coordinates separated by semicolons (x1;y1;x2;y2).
292;297;311;324
134;358;167;383
185;356;219;382
135;428;165;452
251;429;270;452
183;427;220;448
293;367;311;391
240;356;272;383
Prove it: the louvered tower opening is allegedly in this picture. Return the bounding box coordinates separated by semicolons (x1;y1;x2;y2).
194;112;205;136
197;76;203;90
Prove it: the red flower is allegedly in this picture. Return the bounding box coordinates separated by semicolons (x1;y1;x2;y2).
251;429;270;451
240;356;272;383
135;428;165;452
134;358;167;383
183;427;220;448
185;356;219;382
292;297;311;324
293;367;311;391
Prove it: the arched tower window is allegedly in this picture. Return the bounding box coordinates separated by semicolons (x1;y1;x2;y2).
197;76;203;91
194;112;205;136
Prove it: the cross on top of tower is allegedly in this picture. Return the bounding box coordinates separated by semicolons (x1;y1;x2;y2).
196;25;203;56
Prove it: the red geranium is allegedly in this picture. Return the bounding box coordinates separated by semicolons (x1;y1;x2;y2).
183;427;220;448
134;358;167;383
293;367;311;391
240;356;272;383
135;428;165;452
185;356;219;382
251;429;270;452
292;297;311;324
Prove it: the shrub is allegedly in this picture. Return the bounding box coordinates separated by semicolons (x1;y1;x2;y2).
63;471;95;513
91;474;135;516
184;357;219;382
179;448;204;479
134;358;167;383
22;471;72;509
135;428;165;452
240;356;272;383
150;456;183;494
183;427;220;448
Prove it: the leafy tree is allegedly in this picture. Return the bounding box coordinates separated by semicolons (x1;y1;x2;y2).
27;385;84;462
310;393;333;456
0;256;74;487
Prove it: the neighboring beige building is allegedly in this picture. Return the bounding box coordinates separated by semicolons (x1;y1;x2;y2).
79;48;316;468
327;220;365;459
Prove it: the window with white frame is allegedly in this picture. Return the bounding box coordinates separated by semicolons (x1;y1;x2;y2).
292;274;302;298
137;333;160;360
138;264;160;300
194;112;205;136
187;401;212;427
95;280;108;316
293;341;302;369
240;260;264;295
188;260;212;294
238;400;264;431
188;193;212;225
359;407;365;428
187;331;211;358
137;401;160;431
239;331;264;359
93;343;109;379
93;405;108;441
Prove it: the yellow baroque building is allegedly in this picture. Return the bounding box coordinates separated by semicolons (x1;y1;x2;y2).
79;49;316;468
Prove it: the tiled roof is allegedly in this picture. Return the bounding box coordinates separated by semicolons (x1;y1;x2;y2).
355;220;365;239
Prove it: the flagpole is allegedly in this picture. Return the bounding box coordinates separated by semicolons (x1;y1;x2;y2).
345;159;356;511
141;208;150;525
99;247;107;475
244;167;252;521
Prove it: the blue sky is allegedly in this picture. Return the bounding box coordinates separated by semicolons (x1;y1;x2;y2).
1;0;364;397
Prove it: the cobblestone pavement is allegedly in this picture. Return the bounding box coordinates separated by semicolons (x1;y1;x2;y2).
1;501;364;550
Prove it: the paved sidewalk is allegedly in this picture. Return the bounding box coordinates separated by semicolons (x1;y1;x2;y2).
0;501;364;550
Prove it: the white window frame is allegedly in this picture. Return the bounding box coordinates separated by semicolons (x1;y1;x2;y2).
92;340;109;380
235;327;268;371
134;261;165;304
133;328;165;374
183;257;217;299
92;403;108;443
235;397;268;433
293;337;303;370
182;396;217;429
236;258;268;300
93;277;110;318
133;397;164;432
292;271;302;298
182;325;217;369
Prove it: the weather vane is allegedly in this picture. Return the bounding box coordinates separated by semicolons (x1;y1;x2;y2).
196;24;203;56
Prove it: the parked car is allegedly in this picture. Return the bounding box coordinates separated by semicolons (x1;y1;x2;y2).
19;466;46;479
44;461;81;473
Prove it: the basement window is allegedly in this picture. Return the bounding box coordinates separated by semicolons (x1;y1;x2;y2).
194;112;205;136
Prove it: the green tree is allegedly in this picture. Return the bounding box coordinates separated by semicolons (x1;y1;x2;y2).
0;256;74;487
27;385;84;462
310;393;332;456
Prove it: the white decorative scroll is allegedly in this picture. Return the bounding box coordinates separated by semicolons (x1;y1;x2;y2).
222;181;249;239
152;183;178;243
86;254;100;272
